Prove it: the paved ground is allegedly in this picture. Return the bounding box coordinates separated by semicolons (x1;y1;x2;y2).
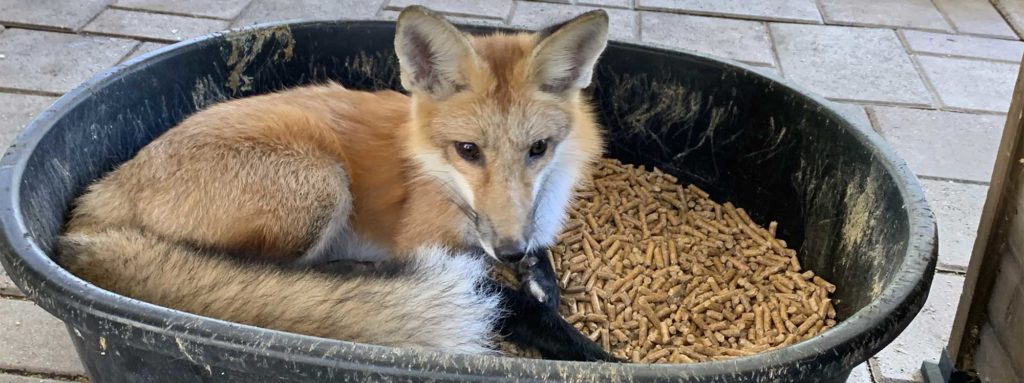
0;0;1018;382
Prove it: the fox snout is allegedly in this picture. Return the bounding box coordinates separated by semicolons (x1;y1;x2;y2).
493;240;526;263
473;231;528;264
476;203;531;263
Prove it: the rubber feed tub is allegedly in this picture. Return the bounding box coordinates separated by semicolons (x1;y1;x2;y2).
0;21;937;382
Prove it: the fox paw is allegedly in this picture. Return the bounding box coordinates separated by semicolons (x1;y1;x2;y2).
517;249;560;311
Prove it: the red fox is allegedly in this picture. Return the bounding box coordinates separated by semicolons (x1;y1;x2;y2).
58;6;612;360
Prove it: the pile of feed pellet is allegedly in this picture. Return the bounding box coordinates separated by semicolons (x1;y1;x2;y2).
496;158;837;363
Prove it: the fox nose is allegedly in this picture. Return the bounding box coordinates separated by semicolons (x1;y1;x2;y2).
494;240;526;263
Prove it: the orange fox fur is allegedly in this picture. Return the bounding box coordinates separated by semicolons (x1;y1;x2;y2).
59;6;608;355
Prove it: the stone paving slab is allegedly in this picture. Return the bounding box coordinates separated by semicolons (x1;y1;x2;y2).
578;0;632;9
113;0;253;20
743;64;781;78
920;179;988;272
122;42;171;62
378;9;505;25
819;0;951;32
388;0;513;20
377;10;508;27
902;30;1024;63
993;0;1024;40
0;374;74;383
510;2;638;41
0;0;110;32
916;56;1019;113
637;0;822;24
0;299;85;376
0;269;22;297
847;362;872;383
871;106;1003;183
233;0;385;27
771;24;931;105
84;9;229;43
0;92;56;149
829;102;872;129
932;0;1018;39
871;272;963;382
0;30;136;94
640;12;774;66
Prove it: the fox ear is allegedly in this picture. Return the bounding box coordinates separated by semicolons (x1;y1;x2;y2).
530;10;610;95
394;6;477;100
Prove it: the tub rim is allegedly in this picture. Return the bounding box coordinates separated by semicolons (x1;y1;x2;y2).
0;19;937;380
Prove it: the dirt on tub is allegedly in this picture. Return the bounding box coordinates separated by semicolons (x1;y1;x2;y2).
495;158;837;363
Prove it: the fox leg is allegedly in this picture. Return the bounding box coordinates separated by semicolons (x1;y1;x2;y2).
294;165;389;266
515;249;561;311
484;278;619;362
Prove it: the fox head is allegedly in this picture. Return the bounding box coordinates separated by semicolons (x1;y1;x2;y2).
395;6;608;263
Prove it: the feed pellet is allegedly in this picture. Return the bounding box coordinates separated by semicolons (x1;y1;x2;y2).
497;158;837;363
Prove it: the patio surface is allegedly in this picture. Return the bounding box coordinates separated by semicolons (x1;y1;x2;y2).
1;0;1020;382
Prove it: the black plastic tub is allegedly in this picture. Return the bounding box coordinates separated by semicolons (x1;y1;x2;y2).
0;20;936;382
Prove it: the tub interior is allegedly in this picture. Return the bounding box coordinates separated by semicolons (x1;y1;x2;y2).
15;22;909;325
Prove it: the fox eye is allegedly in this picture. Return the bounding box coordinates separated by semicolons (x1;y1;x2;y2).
455;142;481;162
529;139;548;158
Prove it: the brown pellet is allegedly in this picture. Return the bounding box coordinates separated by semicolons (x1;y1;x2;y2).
770;309;787;335
612;329;629;343
602;329;611;351
796;314;820;336
564;285;587;294
584;313;609;324
813;276;837;293
642;348;671;363
497;158;837;363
